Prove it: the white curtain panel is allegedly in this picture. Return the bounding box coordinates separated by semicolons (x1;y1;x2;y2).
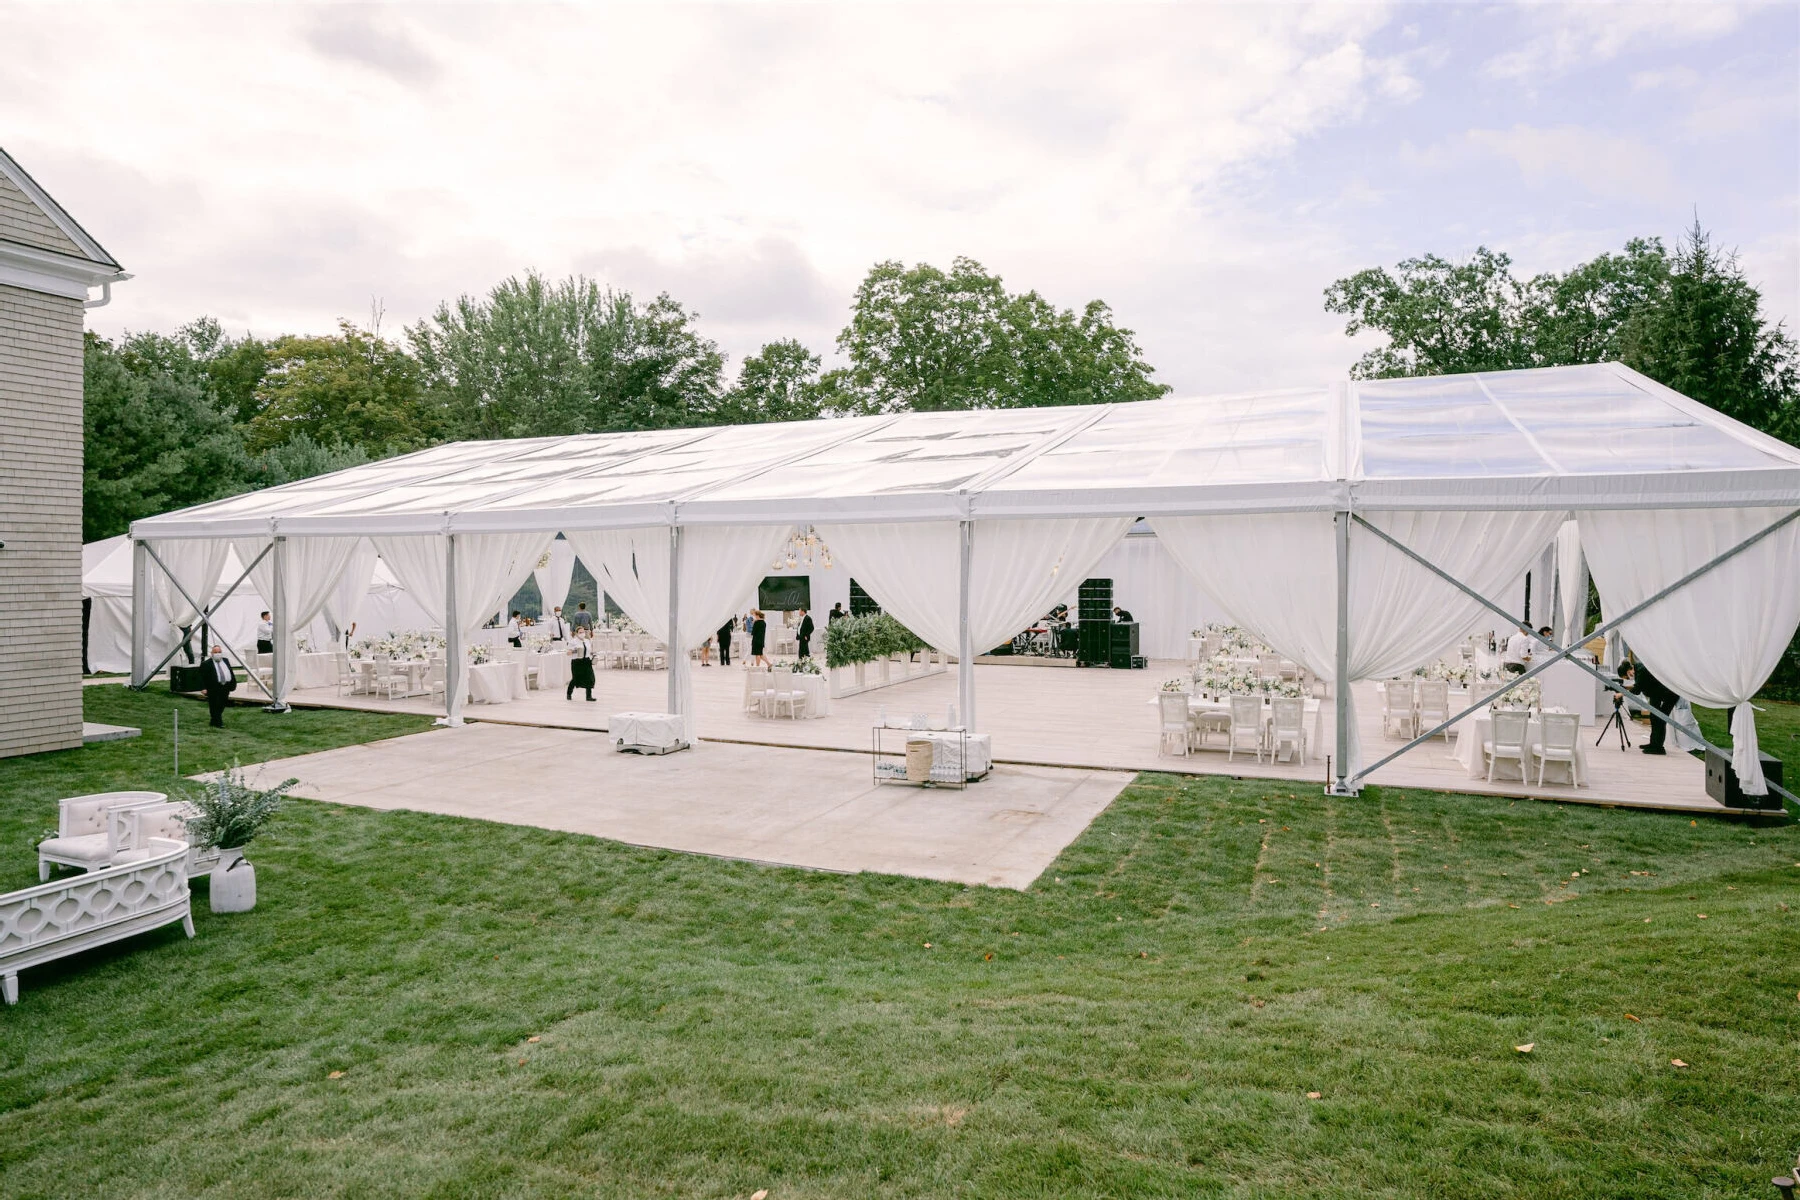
321;538;379;644
370;533;551;723
533;538;577;616
231;536;363;702
1152;510;1564;777
368;536;449;627
1580;506;1800;795
565;525;795;739
1554;519;1587;642
146;538;231;631
816;518;1132;654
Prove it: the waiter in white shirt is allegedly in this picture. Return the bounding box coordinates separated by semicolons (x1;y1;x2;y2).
255;612;274;656
1501;625;1533;675
505;611;523;648
548;607;567;642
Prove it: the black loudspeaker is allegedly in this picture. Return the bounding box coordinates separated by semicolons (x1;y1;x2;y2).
1078;623;1110;666
1108;622;1139;655
169;665;209;693
1704;749;1785;811
1078;578;1113;623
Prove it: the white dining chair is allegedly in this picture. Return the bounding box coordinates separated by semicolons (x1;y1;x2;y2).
1256;653;1282;683
1381;680;1417;739
335;654;358;697
1157;693;1190;756
1416;680;1451;743
743;669;774;715
425;658;446;701
1534;712;1582;786
1270;697;1306;765
1227;695;1264;763
1192;705;1231;750
1485;710;1530;782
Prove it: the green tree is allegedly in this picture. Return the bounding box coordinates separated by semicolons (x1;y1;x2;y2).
1615;223;1800;442
246;320;433;453
1323;225;1799;445
713;338;828;424
834;257;1169;413
407;272;727;438
83;333;249;541
244;434;373;489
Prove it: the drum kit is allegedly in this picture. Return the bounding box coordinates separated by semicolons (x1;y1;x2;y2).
1010;609;1079;659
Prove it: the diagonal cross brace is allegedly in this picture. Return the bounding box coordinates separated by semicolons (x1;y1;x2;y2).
137;541;276;701
1347;511;1800;810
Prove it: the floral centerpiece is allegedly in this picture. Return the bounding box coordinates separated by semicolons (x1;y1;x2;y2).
1198;623;1265;656
468;644;491;665
1414;659;1475;687
1192;660;1260;698
1494;677;1542;709
1161;677;1188;693
792;657;823;676
294;633;312;654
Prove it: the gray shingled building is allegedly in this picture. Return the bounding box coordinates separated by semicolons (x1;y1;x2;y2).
0;148;128;758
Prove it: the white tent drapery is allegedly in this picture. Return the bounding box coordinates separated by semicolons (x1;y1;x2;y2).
1152;510;1565;778
371;532;551;725
563;525;795;740
1580;507;1800;794
533;538;577;618
231;536;363;705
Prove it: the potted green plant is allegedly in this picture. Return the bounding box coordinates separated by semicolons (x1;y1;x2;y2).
179;764;296;914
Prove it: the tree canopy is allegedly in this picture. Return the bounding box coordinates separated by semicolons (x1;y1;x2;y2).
1324;222;1798;444
831;257;1170;413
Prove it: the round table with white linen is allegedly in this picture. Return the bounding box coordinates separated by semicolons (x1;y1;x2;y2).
467;659;528;704
747;670;832;719
1451;711;1588;784
295;651;341;690
529;650;571;693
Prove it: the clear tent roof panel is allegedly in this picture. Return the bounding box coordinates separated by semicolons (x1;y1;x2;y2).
129;363;1800;539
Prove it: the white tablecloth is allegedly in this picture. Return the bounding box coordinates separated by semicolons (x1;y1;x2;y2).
527;651;571;692
468;659;528;704
612;711;685;751
746;670;832;719
1451;713;1588;784
356;658;431;697
1183;696;1324;758
1187;637;1206;661
295;652;340;690
888;729;992;781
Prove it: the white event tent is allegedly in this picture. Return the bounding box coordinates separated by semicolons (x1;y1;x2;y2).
126;363;1800;798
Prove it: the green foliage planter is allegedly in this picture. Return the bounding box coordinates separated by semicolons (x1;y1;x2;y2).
823;613;927;669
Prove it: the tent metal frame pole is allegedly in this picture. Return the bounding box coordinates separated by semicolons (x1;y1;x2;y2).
1347;511;1800;810
137;541;276;700
264;535;291;713
667;524;682;720
1329;510;1354;796
958;519;975;733
444;533;460;725
130;539;150;688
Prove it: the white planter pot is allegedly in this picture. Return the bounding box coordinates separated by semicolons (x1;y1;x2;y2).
209;847;257;913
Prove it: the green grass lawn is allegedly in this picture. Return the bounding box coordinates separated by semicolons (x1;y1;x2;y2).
1693;697;1800;765
0;688;1796;1198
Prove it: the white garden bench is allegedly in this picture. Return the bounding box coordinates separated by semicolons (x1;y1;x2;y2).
36;791;167;879
1;837;194;1005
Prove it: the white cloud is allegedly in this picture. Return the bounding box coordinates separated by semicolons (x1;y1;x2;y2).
1466;125;1677;202
1;2;1418;390
1485;2;1748;82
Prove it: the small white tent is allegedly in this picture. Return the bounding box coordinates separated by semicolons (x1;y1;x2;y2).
81;535;265;674
81;536;437;674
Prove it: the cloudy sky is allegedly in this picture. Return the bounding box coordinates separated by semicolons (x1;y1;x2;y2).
5;2;1795;393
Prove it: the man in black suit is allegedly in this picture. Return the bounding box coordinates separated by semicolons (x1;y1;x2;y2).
1630;655;1681;755
828;602;846;623
716;617;734;666
201;644;237;728
1113;605;1134;623
796;608;815;659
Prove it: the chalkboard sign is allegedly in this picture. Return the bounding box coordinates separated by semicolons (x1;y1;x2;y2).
758;575;812;612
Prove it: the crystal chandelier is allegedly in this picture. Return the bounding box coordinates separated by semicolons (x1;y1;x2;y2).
772;526;832;570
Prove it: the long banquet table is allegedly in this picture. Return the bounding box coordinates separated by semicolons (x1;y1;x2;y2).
1450;711;1588;785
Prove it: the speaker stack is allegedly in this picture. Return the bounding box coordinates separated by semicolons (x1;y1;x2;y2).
1108;622;1140;669
1077;577;1112;666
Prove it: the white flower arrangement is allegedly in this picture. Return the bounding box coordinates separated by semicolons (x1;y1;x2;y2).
791;657;823;676
1161;678;1188;693
1197;623;1265;656
294;633;312;654
1494;677;1542;709
1414;659;1475;687
467;644;491;665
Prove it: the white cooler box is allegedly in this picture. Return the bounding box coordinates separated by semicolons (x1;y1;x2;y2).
610;711;688;754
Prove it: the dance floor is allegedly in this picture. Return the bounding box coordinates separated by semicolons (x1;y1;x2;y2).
233;723;1132;889
281;658;1733;815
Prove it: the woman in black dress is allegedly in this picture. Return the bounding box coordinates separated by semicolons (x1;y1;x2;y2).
566;628;597;701
750;610;769;667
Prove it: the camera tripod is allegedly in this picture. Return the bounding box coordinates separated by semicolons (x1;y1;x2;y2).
1596;691;1632;749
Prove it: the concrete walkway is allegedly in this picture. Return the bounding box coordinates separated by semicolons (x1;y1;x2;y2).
242;723;1133;889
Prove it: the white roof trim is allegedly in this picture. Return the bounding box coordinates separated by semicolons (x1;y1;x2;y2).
0;239;128;299
0;146;121;269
